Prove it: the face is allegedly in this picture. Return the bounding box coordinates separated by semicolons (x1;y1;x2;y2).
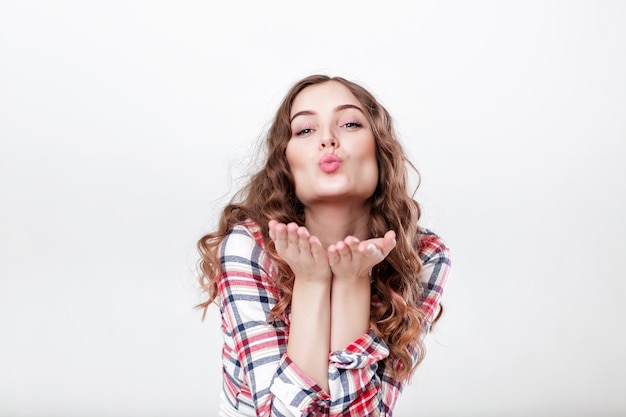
286;81;379;207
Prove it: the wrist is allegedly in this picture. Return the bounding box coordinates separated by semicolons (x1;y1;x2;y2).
293;277;331;295
332;271;370;285
331;275;371;293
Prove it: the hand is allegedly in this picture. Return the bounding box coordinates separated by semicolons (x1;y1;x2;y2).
327;230;396;282
268;220;331;283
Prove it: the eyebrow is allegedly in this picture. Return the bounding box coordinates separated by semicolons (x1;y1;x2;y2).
289;104;365;123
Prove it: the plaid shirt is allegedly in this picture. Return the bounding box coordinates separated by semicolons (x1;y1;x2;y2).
216;220;450;416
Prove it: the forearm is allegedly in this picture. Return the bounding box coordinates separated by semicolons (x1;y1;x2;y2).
287;279;331;392
330;276;371;352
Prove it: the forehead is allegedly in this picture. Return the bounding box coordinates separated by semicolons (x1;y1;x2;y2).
290;81;361;115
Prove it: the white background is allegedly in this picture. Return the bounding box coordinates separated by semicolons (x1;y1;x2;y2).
1;1;625;416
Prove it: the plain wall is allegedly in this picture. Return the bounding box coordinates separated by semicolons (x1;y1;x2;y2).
1;1;625;416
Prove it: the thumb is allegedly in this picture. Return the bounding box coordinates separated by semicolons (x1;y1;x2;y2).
381;230;397;257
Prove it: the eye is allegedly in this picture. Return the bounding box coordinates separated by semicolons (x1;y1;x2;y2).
295;128;314;136
342;121;363;129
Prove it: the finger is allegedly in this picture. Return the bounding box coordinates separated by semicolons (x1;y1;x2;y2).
297;226;311;254
309;235;327;262
286;222;299;249
268;220;277;240
335;240;352;262
327;243;340;265
273;222;288;252
360;241;383;258
344;236;360;251
381;230;397;257
359;232;396;257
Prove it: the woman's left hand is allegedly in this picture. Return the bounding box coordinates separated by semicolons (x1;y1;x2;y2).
327;230;396;282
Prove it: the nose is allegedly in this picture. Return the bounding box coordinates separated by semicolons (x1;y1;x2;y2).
320;126;339;149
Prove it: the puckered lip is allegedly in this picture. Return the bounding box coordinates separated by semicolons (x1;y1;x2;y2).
318;154;343;173
318;154;342;165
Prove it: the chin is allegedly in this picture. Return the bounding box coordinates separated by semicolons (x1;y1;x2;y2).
298;190;376;206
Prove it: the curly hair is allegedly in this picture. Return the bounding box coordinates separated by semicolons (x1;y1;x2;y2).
197;74;429;381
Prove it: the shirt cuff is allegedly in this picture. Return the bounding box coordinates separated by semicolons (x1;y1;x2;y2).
270;354;331;415
329;328;390;369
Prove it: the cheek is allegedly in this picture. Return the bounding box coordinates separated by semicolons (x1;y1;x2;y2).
285;142;310;189
360;139;379;185
285;143;302;172
365;162;379;188
357;137;378;166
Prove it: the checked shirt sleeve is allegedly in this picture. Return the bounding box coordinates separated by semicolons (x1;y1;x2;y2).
326;329;390;416
416;228;451;326
217;223;330;416
322;230;451;416
322;229;451;416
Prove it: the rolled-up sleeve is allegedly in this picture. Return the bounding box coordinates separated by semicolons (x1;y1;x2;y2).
218;224;331;416
327;329;390;416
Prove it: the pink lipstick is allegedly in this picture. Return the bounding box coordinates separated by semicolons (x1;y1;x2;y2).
318;154;342;173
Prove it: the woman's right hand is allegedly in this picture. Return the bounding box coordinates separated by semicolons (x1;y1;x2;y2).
268;220;331;283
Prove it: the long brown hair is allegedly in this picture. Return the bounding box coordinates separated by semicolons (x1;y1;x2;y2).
197;75;427;381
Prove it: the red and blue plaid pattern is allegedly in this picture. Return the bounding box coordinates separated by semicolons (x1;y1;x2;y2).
216;220;450;416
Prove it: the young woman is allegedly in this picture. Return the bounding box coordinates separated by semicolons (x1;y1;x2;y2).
197;75;451;416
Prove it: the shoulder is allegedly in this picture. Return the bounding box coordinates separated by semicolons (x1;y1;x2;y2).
416;227;451;265
221;220;267;255
225;219;265;243
220;219;276;277
218;219;281;299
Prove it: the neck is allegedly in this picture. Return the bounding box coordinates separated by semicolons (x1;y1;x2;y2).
304;202;371;249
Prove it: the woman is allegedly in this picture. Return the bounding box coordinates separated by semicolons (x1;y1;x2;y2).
197;75;451;416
